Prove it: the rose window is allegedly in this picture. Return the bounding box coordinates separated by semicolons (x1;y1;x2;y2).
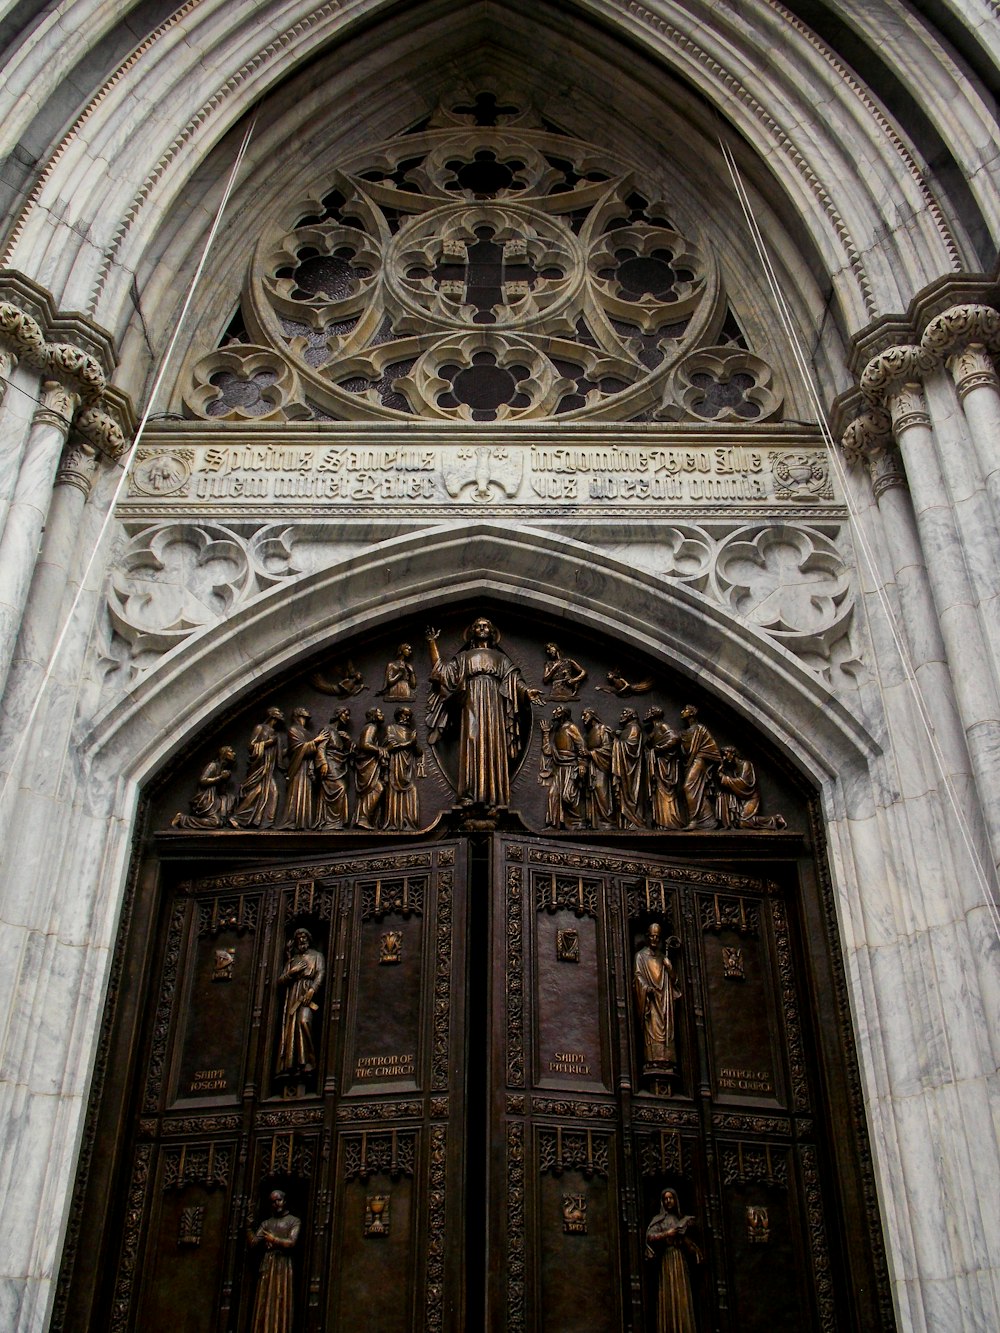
185;95;783;423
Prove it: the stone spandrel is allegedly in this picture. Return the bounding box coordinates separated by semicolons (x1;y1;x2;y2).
122;430;839;514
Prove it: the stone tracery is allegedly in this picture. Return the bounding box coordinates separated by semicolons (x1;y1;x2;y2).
183;98;784;425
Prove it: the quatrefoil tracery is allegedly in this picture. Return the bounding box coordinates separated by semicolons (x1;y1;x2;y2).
186;100;782;424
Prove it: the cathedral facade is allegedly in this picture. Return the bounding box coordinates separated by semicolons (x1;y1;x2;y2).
0;2;998;1329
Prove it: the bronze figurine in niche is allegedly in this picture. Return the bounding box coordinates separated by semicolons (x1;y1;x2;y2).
314;707;353;830
229;707;285;828
364;1193;391;1237
247;1189;300;1333
426;618;543;807
645;1188;702;1333
378;643;417;700
539;706;588;829
212;946;236;982
384;706;423;830
353;707;387;830
542;642;587;700
310;659;365;696
380;929;403;965
171;745;237;829
717;746;787;830
634;923;682;1076
277;928;325;1078
275;708;319;830
561;1193;588;1234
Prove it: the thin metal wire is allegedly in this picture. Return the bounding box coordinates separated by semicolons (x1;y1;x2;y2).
0;112;258;812
718;135;1000;942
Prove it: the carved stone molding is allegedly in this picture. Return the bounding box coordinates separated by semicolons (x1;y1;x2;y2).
104;518;855;689
33;380;79;431
0;287;130;464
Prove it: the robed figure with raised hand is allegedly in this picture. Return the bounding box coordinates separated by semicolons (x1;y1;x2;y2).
634;922;681;1073
426;618;542;807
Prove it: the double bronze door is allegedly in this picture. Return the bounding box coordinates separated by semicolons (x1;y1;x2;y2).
115;836;843;1331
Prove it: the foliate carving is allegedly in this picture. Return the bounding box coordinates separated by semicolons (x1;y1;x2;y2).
335;1100;422;1123
859;345;932;430
945;343;999;398
46;343;105;401
258;1132;315;1179
143;901;187;1112
920;303;1000;365
162;1143;232;1189
537;1127;610;1178
56;438;99;494
637;1128;687;1177
177;1206;205;1246
73;404;127;458
110;1144;152;1332
506;1121;526;1333
506;866;525;1088
720;1142;788;1188
530;1099;616;1120
431;869;453;1092
771;897;810;1111
33;380;78;430
425;1126;447;1330
711;1112;789;1135
533;869;600;918
197;894;257;936
162;1114;242;1135
180;103;794;426
839;408;892;467
700;894;760;936
359;874;426;921
342;1129;417;1180
0;301;47;367
800;1143;836;1330
867;444;907;499
632;1106;700;1128
256;1108;325;1129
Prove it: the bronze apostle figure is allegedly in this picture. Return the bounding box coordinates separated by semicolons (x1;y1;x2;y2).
425;618;542;807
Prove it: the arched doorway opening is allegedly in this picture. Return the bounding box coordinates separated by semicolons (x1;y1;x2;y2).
59;600;892;1331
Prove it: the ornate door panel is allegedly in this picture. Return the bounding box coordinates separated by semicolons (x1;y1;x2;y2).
112;843;466;1333
491;836;833;1332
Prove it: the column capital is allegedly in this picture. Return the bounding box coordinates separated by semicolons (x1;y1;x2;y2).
33;380;79;431
841;407;892;464
0;300;47;370
56;438;99;496
921;303;1000;400
859;345;932;429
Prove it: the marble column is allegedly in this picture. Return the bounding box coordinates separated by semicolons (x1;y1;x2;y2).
861;346;1000;872
1;435;100;734
0;304;49;536
0;381;80;700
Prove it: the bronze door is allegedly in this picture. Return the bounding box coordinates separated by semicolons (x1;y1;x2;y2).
112;842;468;1333
488;835;837;1332
98;833;860;1332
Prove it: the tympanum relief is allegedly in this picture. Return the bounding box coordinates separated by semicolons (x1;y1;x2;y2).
163;612;791;835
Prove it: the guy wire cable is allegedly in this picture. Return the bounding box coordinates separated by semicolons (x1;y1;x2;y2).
0;110;258;815
718;134;1000;948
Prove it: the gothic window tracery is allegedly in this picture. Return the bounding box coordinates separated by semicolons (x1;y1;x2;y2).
182;96;784;425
